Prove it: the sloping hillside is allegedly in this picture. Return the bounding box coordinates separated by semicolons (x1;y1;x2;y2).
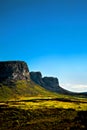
0;80;58;101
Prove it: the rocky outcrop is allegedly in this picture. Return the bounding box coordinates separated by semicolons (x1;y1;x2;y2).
30;71;78;94
42;77;59;92
30;72;43;86
30;71;64;93
0;61;30;85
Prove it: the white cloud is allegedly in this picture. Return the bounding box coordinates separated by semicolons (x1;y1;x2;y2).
61;83;87;92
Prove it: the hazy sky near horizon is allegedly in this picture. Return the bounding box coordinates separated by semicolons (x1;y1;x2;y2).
0;0;87;92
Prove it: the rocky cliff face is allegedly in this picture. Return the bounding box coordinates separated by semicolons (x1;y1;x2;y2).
30;72;83;95
30;71;64;93
0;61;30;85
42;77;59;92
30;72;44;86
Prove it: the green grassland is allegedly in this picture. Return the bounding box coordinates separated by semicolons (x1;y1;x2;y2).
0;80;58;101
0;80;87;130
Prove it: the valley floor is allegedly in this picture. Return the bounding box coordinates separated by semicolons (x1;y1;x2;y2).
0;97;87;130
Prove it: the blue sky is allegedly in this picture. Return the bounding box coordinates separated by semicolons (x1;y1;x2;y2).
0;0;87;92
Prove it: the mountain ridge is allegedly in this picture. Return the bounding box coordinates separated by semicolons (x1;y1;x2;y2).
0;61;58;100
0;61;87;100
30;71;87;96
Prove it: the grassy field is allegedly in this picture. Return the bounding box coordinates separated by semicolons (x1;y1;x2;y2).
0;96;87;130
0;80;87;129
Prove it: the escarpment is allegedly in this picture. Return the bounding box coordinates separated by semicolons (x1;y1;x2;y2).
30;71;76;95
0;61;30;85
30;71;62;93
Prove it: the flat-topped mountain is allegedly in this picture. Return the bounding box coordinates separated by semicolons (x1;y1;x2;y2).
0;61;30;85
30;71;73;94
30;71;60;92
30;72;87;96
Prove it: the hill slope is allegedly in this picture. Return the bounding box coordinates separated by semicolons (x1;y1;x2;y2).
0;80;58;101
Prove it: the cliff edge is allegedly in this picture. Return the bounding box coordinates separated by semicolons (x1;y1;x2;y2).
0;61;30;85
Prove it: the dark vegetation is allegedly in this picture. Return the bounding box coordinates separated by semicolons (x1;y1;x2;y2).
0;99;87;130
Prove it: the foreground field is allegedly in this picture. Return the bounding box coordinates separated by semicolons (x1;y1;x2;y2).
0;97;87;130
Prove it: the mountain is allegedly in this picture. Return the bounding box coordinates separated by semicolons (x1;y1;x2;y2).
0;61;56;101
30;71;87;96
0;61;86;101
30;71;74;95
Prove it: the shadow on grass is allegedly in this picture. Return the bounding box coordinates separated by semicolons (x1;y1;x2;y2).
2;97;87;104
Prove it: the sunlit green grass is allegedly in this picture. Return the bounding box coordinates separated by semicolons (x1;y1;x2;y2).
0;80;58;101
1;96;86;111
0;80;87;130
0;90;87;130
0;80;87;111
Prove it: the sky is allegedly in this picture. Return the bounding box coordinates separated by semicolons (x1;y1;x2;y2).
0;0;87;92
